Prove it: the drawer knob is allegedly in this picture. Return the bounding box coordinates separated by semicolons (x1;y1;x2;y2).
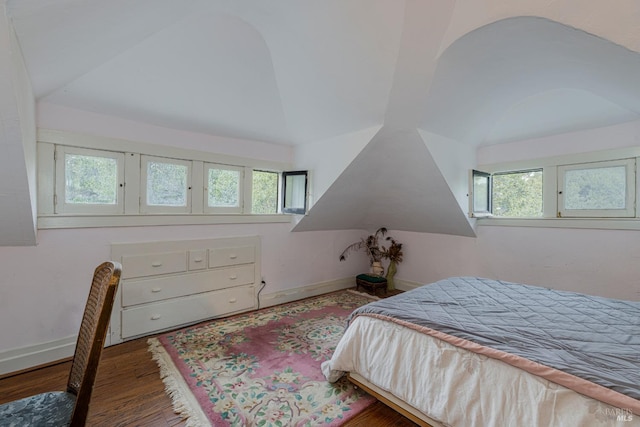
193;257;203;263
229;254;238;259
151;261;163;267
151;287;162;293
229;275;237;280
151;315;161;320
228;298;237;303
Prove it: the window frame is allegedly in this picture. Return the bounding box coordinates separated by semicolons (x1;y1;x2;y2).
471;147;640;229
54;146;125;215
140;155;192;214
471;168;544;219
470;170;491;217
282;170;308;215
557;158;636;218
37;129;310;228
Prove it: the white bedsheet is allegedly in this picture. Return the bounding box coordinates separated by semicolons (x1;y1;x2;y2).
322;316;638;427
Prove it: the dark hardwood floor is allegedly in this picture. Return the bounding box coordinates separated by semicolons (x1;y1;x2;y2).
0;336;417;426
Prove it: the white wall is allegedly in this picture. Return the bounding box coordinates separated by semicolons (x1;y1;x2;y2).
0;224;367;353
293;125;380;207
419;128;476;215
0;106;368;363
5;105;638;370
37;102;293;165
392;227;640;302
477;119;640;165
391;120;640;302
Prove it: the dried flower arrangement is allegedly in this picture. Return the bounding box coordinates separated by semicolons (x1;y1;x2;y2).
339;228;403;285
385;238;403;264
339;227;389;266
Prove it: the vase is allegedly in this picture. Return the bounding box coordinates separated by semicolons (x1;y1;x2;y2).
385;260;397;290
370;261;384;276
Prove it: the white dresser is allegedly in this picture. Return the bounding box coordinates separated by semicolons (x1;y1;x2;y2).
108;236;260;345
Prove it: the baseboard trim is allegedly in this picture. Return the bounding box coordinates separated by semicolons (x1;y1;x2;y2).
258;277;423;309
394;278;423;291
0;335;76;377
0;277;424;377
258;277;355;308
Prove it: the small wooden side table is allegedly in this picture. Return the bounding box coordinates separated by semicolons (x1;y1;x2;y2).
356;273;388;297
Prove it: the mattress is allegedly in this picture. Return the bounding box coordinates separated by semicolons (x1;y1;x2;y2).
322;277;640;426
323;315;638;426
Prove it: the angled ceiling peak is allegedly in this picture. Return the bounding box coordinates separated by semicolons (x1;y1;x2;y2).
293;126;475;237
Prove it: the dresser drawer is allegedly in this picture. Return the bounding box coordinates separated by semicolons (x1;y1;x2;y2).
121;265;256;307
209;246;254;267
188;249;207;271
121;251;187;279
121;285;256;338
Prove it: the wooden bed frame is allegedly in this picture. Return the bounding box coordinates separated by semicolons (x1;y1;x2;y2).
347;372;442;427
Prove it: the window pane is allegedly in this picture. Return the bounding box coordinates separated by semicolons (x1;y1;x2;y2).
492;170;543;217
147;161;188;206
65;154;117;204
472;171;490;213
252;170;278;214
208;168;240;207
282;171;307;214
564;166;626;210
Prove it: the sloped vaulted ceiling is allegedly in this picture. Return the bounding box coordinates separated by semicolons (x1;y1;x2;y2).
3;1;640;244
421;16;640;145
294;14;640;234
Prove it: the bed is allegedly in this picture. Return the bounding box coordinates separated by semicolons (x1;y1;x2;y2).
322;277;640;426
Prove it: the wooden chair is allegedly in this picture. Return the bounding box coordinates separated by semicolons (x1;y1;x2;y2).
0;261;122;426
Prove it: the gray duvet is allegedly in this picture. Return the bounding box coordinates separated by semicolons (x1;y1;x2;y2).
349;277;640;399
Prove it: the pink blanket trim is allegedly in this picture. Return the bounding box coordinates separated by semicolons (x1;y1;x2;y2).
356;313;640;415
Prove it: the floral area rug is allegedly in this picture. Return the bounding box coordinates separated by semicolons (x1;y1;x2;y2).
147;290;376;426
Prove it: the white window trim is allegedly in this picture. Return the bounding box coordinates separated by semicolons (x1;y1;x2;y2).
140;155;192;214
558;158;635;218
473;146;640;230
204;163;244;214
54;146;125;215
37;129;299;229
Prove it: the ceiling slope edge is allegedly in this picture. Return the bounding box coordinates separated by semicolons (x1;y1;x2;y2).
0;15;36;246
292;126;475;238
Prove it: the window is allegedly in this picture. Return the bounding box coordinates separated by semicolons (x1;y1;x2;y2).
558;159;635;218
472;152;638;223
205;164;243;213
55;146;124;214
492;169;543;218
141;156;191;213
471;170;491;215
471;169;543;218
252;170;279;214
39;130;310;227
282;171;308;214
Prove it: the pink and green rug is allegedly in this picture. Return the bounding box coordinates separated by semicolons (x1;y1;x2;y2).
148;290;376;426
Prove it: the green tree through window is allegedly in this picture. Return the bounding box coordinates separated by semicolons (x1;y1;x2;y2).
208;168;240;207
252;170;278;214
147;161;188;206
492;170;543;217
65;154;118;204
